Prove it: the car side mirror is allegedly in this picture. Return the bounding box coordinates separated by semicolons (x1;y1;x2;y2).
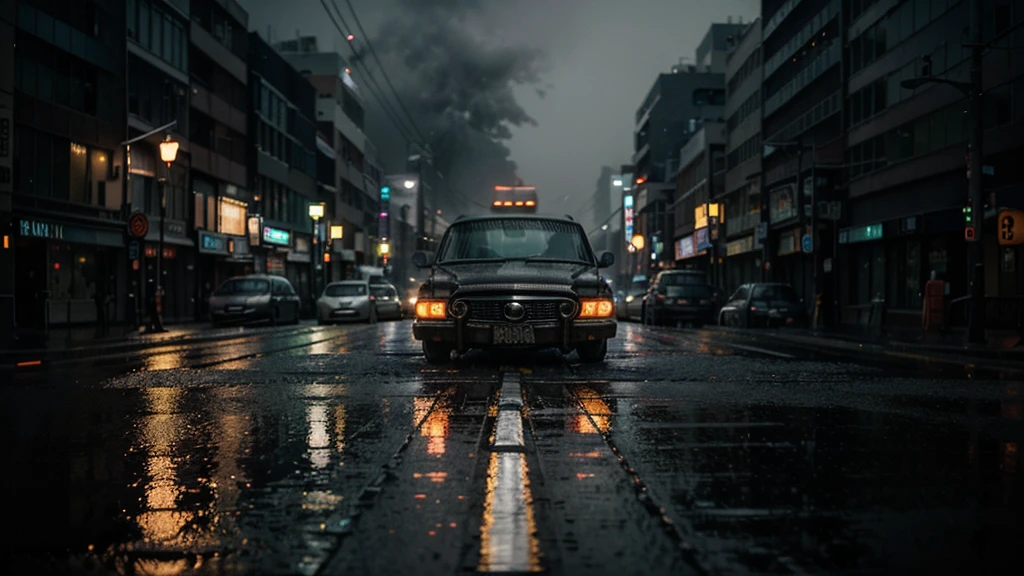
412;251;435;268
598;251;615;268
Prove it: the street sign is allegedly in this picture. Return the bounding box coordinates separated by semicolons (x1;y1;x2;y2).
801;234;813;253
128;211;149;239
998;208;1024;246
128;241;139;260
758;222;767;240
982;165;995;176
823;257;832;273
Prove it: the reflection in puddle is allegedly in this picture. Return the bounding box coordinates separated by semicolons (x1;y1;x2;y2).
307;404;331;469
415;396;450;456
136;387;202;547
143;352;187;371
569;387;611;434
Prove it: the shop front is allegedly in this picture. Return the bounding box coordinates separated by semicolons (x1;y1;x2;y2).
774;227;806;298
724;235;760;292
196;230;253;320
13;216;126;330
287;234;313;310
673;233;708;273
141;221;196;324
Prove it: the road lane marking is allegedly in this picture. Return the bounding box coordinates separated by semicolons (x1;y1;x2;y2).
478;452;539;573
479;371;540;572
726;343;796;359
493;411;524;452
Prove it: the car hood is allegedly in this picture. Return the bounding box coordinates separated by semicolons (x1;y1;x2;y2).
210;294;269;306
427;260;606;297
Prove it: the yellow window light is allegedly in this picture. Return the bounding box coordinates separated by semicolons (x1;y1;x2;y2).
415;300;447;320
578;299;614;318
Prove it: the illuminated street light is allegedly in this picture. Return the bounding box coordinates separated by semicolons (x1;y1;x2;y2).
403;180;416;189
631;234;645;250
158;135;179;167
308;203;325;220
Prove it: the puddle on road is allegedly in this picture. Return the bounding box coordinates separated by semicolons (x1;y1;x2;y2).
546;380;1024;574
1;369;457;574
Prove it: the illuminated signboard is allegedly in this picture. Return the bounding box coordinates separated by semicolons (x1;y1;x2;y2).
623;195;634;244
262;226;291;246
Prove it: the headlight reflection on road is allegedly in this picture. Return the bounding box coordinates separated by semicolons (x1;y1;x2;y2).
414;396;450;456
569;387;611;434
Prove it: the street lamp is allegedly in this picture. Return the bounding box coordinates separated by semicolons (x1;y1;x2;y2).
900;31;985;343
148;134;179;333
403;179;416;190
309;203;325;307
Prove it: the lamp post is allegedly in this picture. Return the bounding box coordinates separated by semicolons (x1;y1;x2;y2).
147;135;179;334
308;203;325;311
900;0;986;344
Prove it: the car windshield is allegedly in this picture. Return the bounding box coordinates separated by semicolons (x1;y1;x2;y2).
751;284;799;302
665;284;713;299
438;219;591;263
215;278;269;295
660;273;706;286
325;284;367;297
371;286;392;298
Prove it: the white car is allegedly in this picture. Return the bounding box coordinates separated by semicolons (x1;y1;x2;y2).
317;280;376;324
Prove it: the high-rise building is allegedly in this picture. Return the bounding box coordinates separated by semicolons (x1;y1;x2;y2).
722;18;764;292
839;0;1023;329
760;0;845;312
276;36;379;280
189;0;254;315
11;0;131;340
247;31;318;307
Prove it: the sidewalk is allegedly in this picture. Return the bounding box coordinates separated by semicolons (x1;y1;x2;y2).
712;324;1024;369
2;321;317;365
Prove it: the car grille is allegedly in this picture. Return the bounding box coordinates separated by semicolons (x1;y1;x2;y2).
463;299;566;323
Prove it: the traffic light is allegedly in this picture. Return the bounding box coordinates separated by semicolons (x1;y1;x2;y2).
381;185;390;200
963;201;976;241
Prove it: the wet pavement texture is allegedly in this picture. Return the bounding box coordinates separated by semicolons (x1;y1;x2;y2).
1;320;1021;575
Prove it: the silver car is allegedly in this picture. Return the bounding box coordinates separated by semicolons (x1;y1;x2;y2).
317;280;376;324
370;284;403;321
209;275;301;326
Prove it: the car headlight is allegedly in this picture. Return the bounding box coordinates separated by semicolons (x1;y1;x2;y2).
415;300;447;320
578;299;614;318
408;296;418;306
625;295;634;303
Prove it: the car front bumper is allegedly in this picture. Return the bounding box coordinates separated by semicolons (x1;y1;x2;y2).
413;319;617;353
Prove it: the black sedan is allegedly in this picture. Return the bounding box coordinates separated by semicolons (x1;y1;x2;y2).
718;282;808;328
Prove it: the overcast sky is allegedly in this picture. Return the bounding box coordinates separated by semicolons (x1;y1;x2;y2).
240;0;759;218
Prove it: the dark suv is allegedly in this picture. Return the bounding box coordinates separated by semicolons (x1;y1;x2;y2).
411;215;618;363
642;270;715;327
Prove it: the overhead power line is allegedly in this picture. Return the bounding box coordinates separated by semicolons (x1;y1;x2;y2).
341;0;428;145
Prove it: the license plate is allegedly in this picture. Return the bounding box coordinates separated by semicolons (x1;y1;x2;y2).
227;305;244;312
493;324;536;345
676;299;690;305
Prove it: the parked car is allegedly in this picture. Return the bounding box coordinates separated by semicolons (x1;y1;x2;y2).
209;275;301;326
623;289;647;322
718;282;808;328
411;214;617;364
643;281;716;327
317;280;377;324
370;283;403;321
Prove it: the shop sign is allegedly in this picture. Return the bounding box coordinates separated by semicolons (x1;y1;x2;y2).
839;223;883;244
199;231;229;255
778;234;797;256
770;186;797;224
144;245;177;259
247;215;262;247
674;235;695;260
623;195;634;244
267;255;286;275
262;226;290;246
696;227;712;251
19;219;63;240
998;208;1024;246
726;236;754;257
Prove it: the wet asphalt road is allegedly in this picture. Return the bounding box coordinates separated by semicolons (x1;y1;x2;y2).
1;321;1021;575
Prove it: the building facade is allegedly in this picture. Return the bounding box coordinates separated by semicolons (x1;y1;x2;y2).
1;0;14;345
189;0;253;318
722;18;764;293
247;31;318;309
631;22;745;276
276;36;379;281
672;121;727;289
11;0;130;340
840;0;1024;329
760;0;845;323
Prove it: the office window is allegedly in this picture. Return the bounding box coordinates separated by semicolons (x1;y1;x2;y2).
152;9;162;55
929;108;947;151
69;142;88;204
900;1;914;41
127;0;137;40
35;132;53;197
139;1;149;48
915;0;930;31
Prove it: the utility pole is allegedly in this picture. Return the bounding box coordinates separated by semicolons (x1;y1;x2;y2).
966;0;985;344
